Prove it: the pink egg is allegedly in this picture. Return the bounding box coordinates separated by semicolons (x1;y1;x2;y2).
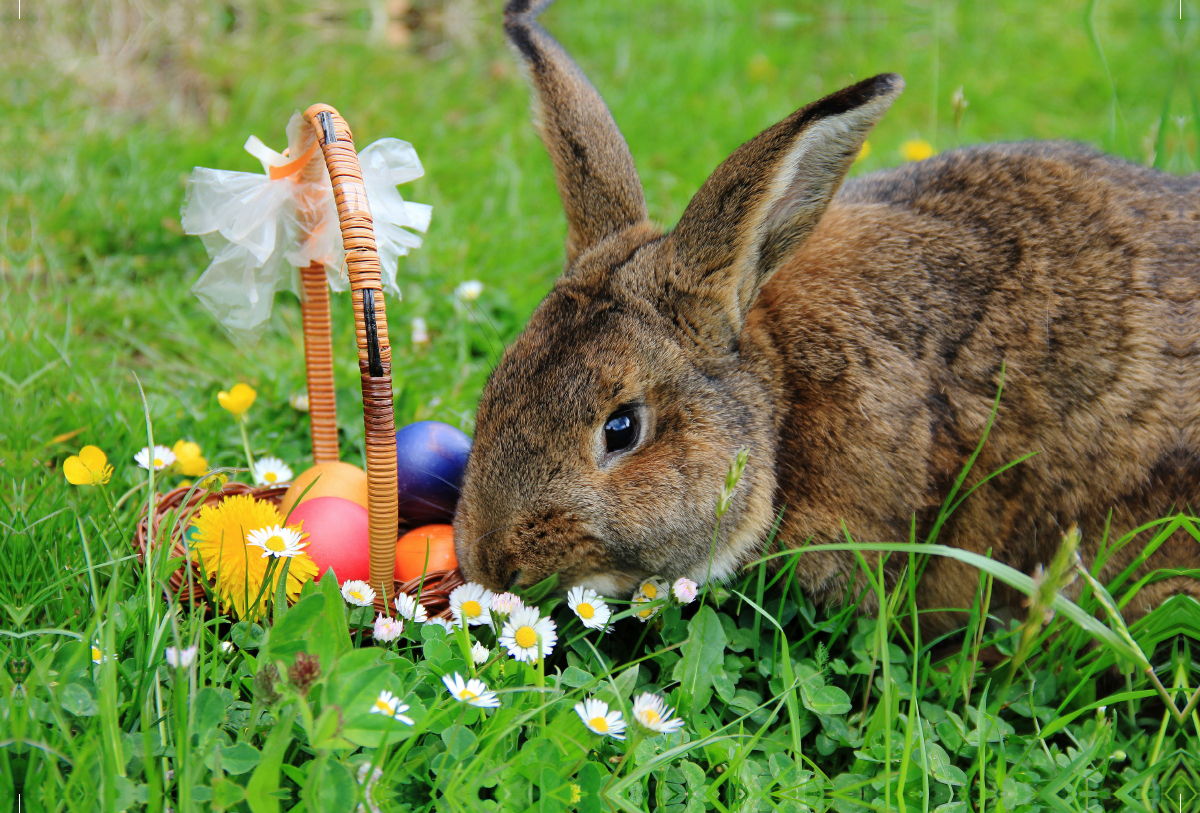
288;496;371;584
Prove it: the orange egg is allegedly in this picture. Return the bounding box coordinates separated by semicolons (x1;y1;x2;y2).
395;524;457;582
279;462;369;521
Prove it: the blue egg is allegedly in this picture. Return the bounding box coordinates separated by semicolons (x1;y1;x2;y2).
395;420;473;524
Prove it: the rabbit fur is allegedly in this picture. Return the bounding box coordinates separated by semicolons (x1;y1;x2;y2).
453;0;1200;633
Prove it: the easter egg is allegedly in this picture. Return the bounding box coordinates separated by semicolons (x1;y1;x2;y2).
395;421;473;524
395;524;458;582
279;462;369;521
288;496;371;583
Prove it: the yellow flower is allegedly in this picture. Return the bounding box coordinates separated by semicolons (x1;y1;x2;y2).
172;440;208;477
201;473;229;490
217;383;257;417
901;139;935;162
569;784;582;804
190;494;317;619
854;140;871;163
63;446;113;486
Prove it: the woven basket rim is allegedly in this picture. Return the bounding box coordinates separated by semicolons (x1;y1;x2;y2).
133;482;462;616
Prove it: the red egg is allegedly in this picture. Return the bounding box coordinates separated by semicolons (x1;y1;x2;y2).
395;524;458;582
288;496;371;584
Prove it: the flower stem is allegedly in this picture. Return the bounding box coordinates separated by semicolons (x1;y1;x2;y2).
96;481;125;534
537;648;547;732
455;622;475;678
237;416;256;474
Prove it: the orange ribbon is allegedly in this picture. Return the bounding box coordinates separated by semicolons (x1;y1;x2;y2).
268;140;321;180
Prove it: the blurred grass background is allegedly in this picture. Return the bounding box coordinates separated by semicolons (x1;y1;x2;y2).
1;0;1197;627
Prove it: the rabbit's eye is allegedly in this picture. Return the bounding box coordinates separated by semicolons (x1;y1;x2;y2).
604;407;639;454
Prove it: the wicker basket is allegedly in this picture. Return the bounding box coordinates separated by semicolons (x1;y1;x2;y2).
135;105;462;616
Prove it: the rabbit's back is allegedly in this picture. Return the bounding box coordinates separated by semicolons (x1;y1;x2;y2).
756;142;1200;623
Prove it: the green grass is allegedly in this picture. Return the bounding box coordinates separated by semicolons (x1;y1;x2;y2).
3;0;1200;810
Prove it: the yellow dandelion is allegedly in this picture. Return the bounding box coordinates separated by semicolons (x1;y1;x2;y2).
217;383;257;417
172;440;208;477
190;494;317;619
63;446;112;486
901;139;935;162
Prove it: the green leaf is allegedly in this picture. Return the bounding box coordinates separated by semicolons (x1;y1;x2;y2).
325;664;392;716
309;706;346;751
1002;778;1036;807
312;759;356;809
671;605;726;719
679;760;706;791
512;738;558;783
245;704;296;813
215;741;261;776
273;555;292;625
230;621;266;650
441;724;479;759
60;683;99;717
341;711;416;749
262;593;325;660
801;685;851;716
561;665;594;689
320;568;352;655
913;742;966;786
194;687;226;732
211;778;246;811
422;637;455;671
596;665;639;706
576;761;607;813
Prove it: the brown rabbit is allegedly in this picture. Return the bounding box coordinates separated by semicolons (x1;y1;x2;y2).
453;0;1200;633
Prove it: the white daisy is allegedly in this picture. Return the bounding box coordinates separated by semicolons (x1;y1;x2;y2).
245;524;307;558
369;690;414;724
219;641;236;654
135;445;176;471
165;645;198;668
574;698;626;740
454;280;484;301
631;692;685;735
632;576;670;622
393;592;429;623
373;614;404;643
449;583;493;627
672;577;698;604
442;672;501;708
489;592;523;616
471;641;490;665
341;580;376;607
91;644;108;664
498;606;556;663
251;456;294;487
632;595;659;623
566;586;612;631
634;576;670;603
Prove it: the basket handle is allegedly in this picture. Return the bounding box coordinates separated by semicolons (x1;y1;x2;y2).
304;104;398;609
299;262;340;464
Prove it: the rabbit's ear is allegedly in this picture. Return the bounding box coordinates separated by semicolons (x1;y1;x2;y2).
505;0;648;265
666;74;903;352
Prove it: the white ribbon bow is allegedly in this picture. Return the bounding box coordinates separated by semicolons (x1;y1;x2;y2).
181;111;432;343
